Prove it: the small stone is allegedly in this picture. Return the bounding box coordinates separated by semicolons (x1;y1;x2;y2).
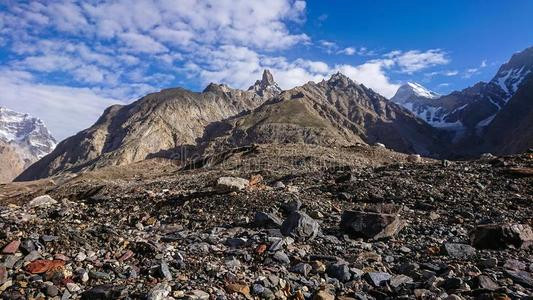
479;257;498;268
89;270;110;280
444;243;476;259
225;282;250;298
442;277;462;290
2;240;20;254
273;181;285;189
281;211;319;240
291;263;312;276
81;285;124;300
46;284;59;297
0;267;7;284
326;262;351;282
503;259;526;270
340;210;405;240
147;283;171;300
185;290;210;300
313;288;335;300
504;269;533;288
75;252;87;262
365;272;392;287
215;177;249;192
390;275;413;288
311;261;326;273
66;282;81;293
254;212;282;228
281;199;302;214
273;251;290;264
252;283;265;295
474;275;499;290
159;261;172;280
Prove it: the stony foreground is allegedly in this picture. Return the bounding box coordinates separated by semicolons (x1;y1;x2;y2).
0;145;532;299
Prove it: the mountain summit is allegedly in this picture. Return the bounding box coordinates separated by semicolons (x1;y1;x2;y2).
0;107;56;182
247;69;282;97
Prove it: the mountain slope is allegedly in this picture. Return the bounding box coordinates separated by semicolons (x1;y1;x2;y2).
16;72;280;181
481;73;533;155
0;107;56;182
204;73;446;156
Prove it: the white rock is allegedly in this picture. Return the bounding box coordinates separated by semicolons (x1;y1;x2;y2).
215;177;249;192
66;282;81;293
26;195;58;208
147;283;171;300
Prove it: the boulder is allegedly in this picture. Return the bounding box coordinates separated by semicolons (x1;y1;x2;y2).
470;224;533;249
281;211;319;240
340;210;405;240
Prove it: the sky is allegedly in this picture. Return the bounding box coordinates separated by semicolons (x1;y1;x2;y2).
0;0;532;140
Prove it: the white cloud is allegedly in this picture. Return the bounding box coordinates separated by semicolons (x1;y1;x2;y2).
339;47;356;55
0;72;123;140
386;49;449;73
336;60;400;98
119;32;168;54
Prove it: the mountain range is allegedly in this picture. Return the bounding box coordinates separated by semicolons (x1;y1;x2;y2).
6;46;533;182
390;46;533;147
0;107;56;182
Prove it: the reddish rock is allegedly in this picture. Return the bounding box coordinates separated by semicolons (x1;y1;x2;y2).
2;240;20;254
25;260;65;274
118;250;134;262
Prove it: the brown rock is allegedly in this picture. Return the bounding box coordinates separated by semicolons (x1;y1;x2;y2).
340;210;405;239
470;224;533;249
225;282;251;298
25;260;65;274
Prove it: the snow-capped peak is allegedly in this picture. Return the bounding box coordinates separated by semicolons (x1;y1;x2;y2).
0;106;57;159
390;82;440;104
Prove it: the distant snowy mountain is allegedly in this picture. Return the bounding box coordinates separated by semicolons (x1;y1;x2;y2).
391;46;533;134
0;106;56;182
391;82;440;104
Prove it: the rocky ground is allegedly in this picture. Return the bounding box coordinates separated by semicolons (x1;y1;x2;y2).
0;144;532;299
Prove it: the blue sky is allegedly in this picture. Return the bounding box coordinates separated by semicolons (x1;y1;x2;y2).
0;0;531;140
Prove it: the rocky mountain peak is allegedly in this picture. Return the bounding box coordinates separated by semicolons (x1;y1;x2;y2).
327;72;356;87
0;106;57;182
490;46;533;99
248;69;282;97
0;106;56;158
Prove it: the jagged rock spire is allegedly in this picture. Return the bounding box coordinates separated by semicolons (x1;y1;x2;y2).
248;69;282;97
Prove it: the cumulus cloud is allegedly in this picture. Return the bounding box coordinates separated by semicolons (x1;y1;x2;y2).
0;0;453;140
